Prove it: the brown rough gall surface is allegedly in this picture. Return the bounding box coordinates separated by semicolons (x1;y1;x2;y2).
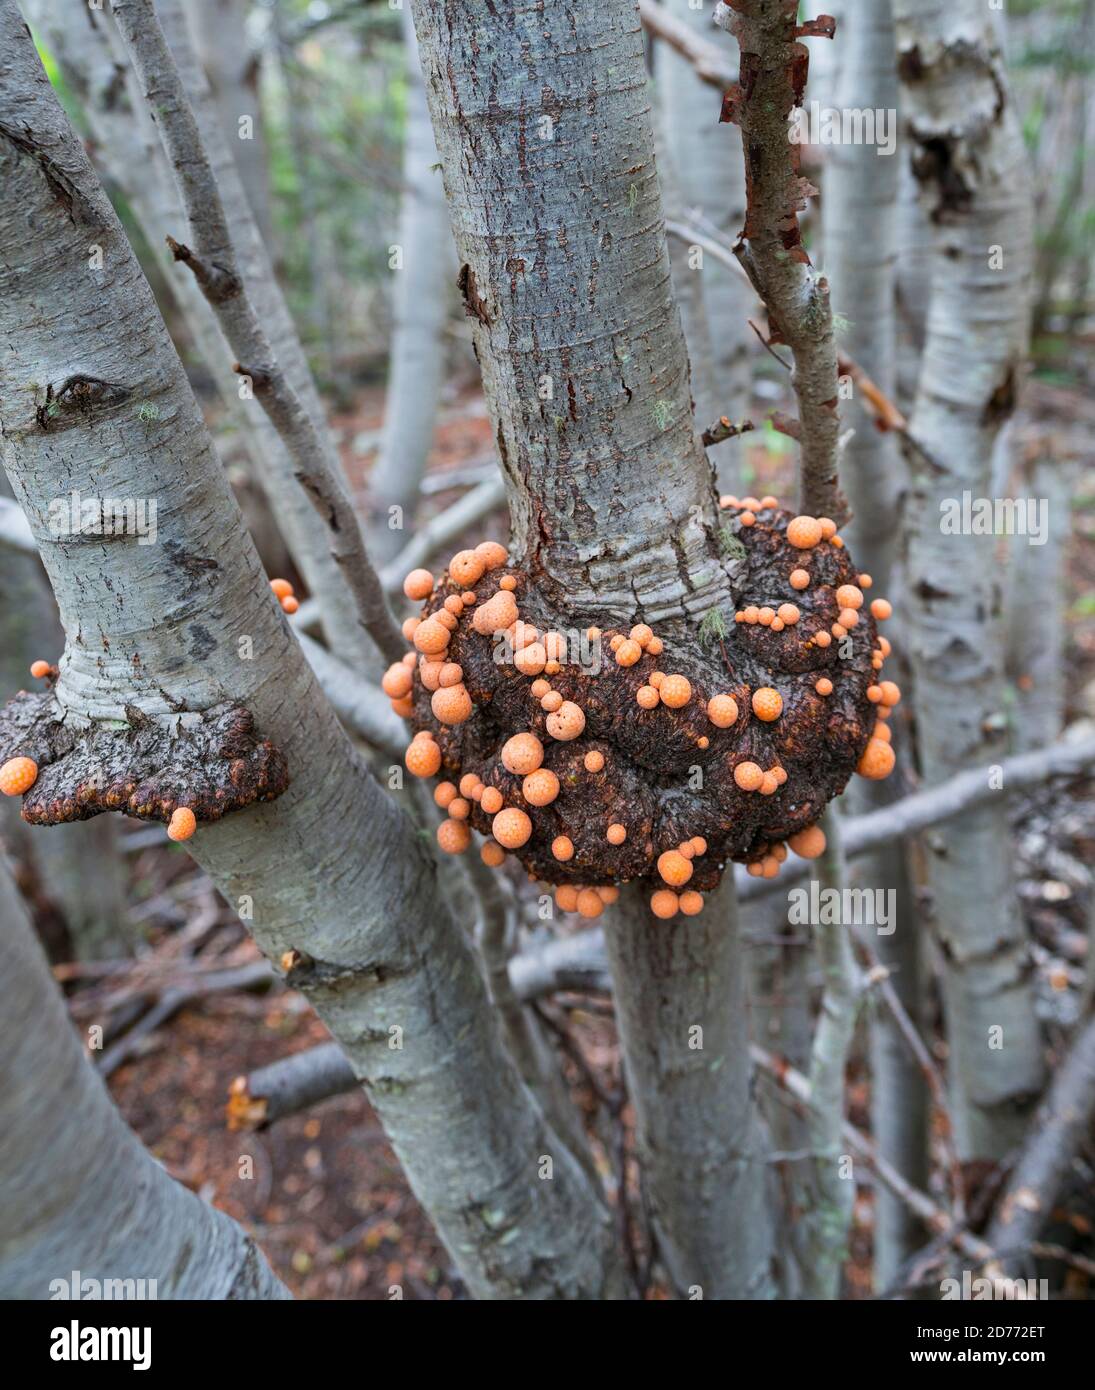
0;693;288;827
408;508;879;893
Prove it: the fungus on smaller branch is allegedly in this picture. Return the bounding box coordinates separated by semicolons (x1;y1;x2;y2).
0;692;288;830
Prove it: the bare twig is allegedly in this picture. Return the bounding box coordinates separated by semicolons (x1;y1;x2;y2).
701;415;755;447
110;0;404;664
715;1;846;521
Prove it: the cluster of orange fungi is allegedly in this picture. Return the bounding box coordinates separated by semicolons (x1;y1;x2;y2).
385;501;900;924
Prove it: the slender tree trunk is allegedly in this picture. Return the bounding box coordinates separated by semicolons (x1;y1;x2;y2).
366;6;452;565
0;852;288;1298
656;2;752;484
823;0;928;1283
410;0;734;629
604;880;775;1297
183;0;275;254
0;2;620;1299
894;0;1045;1162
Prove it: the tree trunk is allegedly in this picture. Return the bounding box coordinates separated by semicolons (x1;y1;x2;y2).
894;0;1045;1162
0;851;288;1298
0;1;620;1299
604;880;776;1297
409;0;734;629
824;0;928;1284
655;2;752;483
366;6;452;565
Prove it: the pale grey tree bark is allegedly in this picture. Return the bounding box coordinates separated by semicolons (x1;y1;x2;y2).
655;1;752;484
183;0;274;253
604;881;776;1298
894;0;1045;1160
366;5;452;565
410;0;735;630
0;1;620;1299
822;0;927;1285
0;851;288;1298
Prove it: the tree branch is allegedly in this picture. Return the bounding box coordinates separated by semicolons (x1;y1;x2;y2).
638;0;738;88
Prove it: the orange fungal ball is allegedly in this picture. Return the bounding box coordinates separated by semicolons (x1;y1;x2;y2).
707;694;739;728
481;842;506;867
499;575;518;592
607;823;627;845
437;818;471;854
0;756;37;796
167;806;196;841
630;624;653;648
679;890;704;916
836;585;863;610
660;675;692;709
546;701;586;741
403;568;434;601
788;825;826;859
475;541;509;570
636;685;660;710
280;595;300;614
815;677;833;696
270;578;294;600
879;680;901;707
522;769;560;807
541;691;563;712
576;888;604;920
615;639;642;667
789;569;810;591
493;807;532;849
449;549;486;587
501;732;544;775
584;750;605;773
555;885;579;911
650;889;680;920
448;797;470;821
432;684;473;725
657;849;693;887
382;663;413;699
552;835;574;862
752;687;783;721
480;785;504;814
434;781;457;808
787;515;823;549
857;738;896;780
414;618;451;655
405;740;442;777
734;761;764;792
777;603;800;625
871;598;892;621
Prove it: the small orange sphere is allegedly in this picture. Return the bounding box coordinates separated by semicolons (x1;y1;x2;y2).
739;510;756;527
270;577;294;600
402;616;420;642
818;518;837;539
541;690;563;712
432;684;473;725
838;608;859;629
499;575;518;592
752;687;783;721
814;630;832;649
690;836;707;856
742;606;760;624
281;595;300;615
831;623;847;639
836;584;864;611
867;685;883;703
734;761;764;792
789;569;810;591
493;807;532;848
472;590;519;635
787;516;823;549
480;786;504;814
815;677;833;696
878;636;892;657
857;738;896;780
522;768;560;807
650;890;680;920
707;694;739;728
439;662;464;688
788;824;827;859
419;660;443;692
657;849;693;887
597;885;620;905
615;639;642;667
879;680;901;707
29;660;53;679
514;642;547;676
448;797;470;821
630;624;654;648
167;806;197;841
390;694;414;718
444;594;464;616
414;617;451;656
777;603;800;625
552;835;575;862
0;756;37;796
403;568;435;601
873;720;892;744
437;818;471;854
646;636;664;656
481;841;506;867
382;663;413;699
858;573;873;589
556;885;579;911
434;781;457;808
679;890;704;916
576;888;604;920
759;772;779;796
636;685;660;709
459;772;481;798
660;675;692;709
531;678;551;698
607;823;627;845
546;701;586;741
871;598;892;620
770;617;785;632
584;750;605;773
434;609;458;633
462;591;478;606
475;541;509;571
449;549;486;587
697;736;709;749
501;732;544;775
405;739;442;778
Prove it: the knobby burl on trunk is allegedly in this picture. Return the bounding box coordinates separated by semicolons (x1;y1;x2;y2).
386;505;898;921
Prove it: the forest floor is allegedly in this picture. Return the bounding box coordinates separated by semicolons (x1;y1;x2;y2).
81;375;1095;1299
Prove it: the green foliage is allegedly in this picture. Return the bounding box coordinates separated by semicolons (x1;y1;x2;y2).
698;607;730;649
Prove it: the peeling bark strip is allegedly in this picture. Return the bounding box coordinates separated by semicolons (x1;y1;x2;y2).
0;693;287;826
0;853;289;1299
409;0;733;629
894;0;1044;1161
715;0;846;522
0;2;621;1300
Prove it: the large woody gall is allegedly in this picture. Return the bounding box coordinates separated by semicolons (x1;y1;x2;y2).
387;498;899;921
